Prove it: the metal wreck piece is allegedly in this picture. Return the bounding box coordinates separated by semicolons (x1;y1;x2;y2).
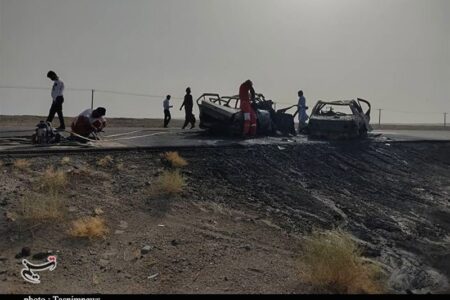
308;98;372;140
196;93;297;136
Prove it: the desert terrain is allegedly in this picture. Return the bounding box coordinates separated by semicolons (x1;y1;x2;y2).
0;138;449;294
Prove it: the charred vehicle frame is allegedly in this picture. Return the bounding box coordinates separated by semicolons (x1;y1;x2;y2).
308;98;372;139
196;93;297;136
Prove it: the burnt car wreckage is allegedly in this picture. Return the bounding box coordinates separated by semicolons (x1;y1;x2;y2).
197;93;298;136
197;93;373;139
308;98;373;139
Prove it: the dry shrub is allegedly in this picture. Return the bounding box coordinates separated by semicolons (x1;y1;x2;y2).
69;166;111;187
13;159;31;171
163;152;188;168
116;162;125;171
4;211;18;222
19;193;66;223
149;170;186;196
68;216;109;239
299;229;385;294
61;157;71;165
97;155;114;168
67;166;93;183
71;166;92;177
36;167;68;194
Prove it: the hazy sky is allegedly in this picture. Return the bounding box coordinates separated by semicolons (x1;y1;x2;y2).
0;0;449;123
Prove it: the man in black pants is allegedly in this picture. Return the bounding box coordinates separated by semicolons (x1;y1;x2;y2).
180;87;196;129
46;71;66;130
163;95;173;128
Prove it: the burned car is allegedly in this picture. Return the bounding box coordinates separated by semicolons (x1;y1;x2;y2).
197;93;297;136
308;98;372;139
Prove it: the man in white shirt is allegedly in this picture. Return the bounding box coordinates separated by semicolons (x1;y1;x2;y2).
46;71;66;130
297;90;309;133
163;95;173;128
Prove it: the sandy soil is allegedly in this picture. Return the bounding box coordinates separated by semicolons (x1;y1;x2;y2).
0;142;449;294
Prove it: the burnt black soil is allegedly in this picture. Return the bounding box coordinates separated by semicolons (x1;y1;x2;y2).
180;141;450;292
0;141;449;293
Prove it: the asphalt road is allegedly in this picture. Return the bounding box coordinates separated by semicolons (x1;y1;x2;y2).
0;127;449;154
376;130;450;142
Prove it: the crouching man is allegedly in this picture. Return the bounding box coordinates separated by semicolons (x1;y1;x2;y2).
71;107;107;140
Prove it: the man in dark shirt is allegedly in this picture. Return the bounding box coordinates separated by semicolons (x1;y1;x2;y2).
180;87;196;129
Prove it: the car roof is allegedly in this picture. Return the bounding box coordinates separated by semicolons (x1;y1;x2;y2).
317;100;358;106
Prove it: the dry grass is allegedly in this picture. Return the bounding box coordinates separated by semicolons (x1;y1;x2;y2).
70;165;92;177
36;167;68;194
68;165;111;186
61;157;71;166
19;193;66;223
299;229;385;294
163;152;188;168
13;159;31;171
116;162;125;171
4;211;18;222
68;216;109;239
149;170;186;196
97;155;114;168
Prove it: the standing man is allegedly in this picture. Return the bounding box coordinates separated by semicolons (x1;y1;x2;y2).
163;95;173;128
239;80;257;137
297;90;309;133
180;87;196;129
46;71;66;130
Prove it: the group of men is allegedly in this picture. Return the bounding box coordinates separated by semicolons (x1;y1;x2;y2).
164;80;310;138
45;71;309;139
238;80;309;137
163;80;262;137
237;80;310;137
163;87;196;130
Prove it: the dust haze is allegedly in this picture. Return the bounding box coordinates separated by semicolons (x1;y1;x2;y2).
0;0;449;123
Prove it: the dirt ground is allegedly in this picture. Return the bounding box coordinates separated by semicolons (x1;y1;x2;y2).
0;141;449;294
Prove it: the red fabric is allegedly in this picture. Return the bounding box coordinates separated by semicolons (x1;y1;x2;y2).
242;103;257;136
71;116;92;137
71;116;106;137
92;120;106;132
239;82;251;103
239;82;257;137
